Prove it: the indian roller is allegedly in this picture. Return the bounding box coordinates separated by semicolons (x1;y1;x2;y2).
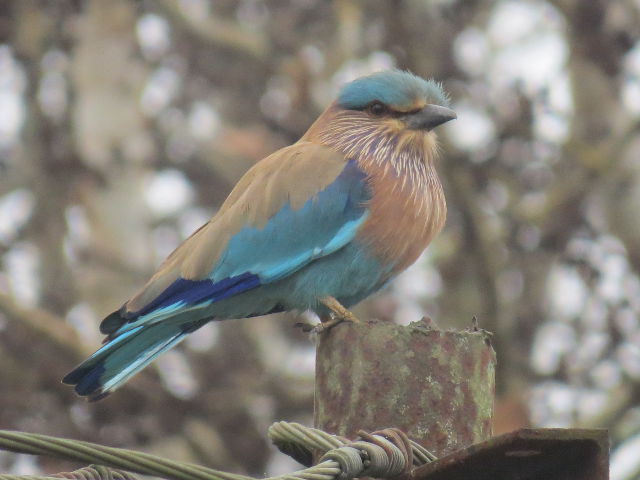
63;70;456;400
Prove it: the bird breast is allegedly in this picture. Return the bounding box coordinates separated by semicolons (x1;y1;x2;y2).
358;156;446;275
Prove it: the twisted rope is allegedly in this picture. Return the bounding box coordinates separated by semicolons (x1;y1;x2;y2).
267;422;437;467
0;422;437;480
0;465;139;480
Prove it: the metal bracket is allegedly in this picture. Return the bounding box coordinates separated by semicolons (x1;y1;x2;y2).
411;428;609;480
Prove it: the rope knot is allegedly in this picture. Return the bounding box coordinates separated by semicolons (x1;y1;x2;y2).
356;428;414;478
318;447;364;479
267;422;436;480
317;427;415;479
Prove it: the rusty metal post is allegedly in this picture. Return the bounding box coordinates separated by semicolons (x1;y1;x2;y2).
314;318;496;456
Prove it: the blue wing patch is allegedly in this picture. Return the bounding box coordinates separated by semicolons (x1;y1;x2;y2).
121;159;370;325
132;272;260;317
211;159;370;282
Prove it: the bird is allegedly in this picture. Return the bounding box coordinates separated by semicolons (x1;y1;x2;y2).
63;70;456;400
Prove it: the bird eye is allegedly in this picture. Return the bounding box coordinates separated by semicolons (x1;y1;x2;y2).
367;101;388;117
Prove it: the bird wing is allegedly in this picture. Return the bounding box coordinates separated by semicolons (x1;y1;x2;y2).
105;142;370;334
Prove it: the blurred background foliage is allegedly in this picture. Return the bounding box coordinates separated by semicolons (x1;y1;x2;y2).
1;0;640;478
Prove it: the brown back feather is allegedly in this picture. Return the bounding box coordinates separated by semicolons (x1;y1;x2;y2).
125;142;347;313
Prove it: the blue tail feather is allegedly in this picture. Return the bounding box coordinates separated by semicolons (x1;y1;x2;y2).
63;320;207;400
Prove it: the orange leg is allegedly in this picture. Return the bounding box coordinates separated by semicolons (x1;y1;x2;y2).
314;296;361;332
320;296;361;323
294;297;361;333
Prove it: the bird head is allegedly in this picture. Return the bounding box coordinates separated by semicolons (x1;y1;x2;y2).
305;70;456;165
337;70;455;131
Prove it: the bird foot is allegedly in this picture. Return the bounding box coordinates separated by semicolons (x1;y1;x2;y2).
320;296;361;323
315;296;361;333
294;313;355;334
310;314;345;334
294;297;361;334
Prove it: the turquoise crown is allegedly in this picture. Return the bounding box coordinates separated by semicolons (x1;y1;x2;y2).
338;70;450;110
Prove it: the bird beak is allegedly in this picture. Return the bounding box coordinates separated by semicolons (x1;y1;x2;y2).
406;104;457;131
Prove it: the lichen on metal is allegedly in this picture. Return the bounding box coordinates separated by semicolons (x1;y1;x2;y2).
314;319;496;456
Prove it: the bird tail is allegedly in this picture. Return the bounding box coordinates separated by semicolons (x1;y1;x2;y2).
62;317;207;401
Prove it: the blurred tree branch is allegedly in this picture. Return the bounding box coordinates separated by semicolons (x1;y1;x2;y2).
156;0;269;61
0;292;84;357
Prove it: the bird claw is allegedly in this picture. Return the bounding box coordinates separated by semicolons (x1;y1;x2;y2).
337;310;361;324
310;323;327;335
294;322;315;333
295;311;360;335
295;297;361;335
294;319;334;335
319;296;361;325
316;311;360;333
